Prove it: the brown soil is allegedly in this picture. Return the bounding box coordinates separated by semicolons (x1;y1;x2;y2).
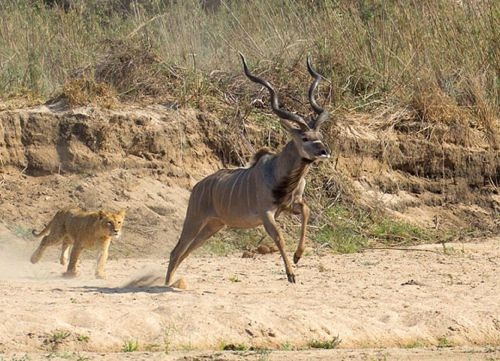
0;103;221;258
0;223;498;359
1;103;498;253
0;103;499;359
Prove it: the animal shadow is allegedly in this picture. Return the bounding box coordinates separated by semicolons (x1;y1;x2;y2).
76;274;181;294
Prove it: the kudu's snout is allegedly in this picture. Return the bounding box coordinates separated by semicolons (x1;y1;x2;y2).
314;142;331;160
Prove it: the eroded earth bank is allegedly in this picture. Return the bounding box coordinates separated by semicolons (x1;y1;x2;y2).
0;104;498;360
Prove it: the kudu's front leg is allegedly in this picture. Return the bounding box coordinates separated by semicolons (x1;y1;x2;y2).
292;201;310;264
261;211;296;283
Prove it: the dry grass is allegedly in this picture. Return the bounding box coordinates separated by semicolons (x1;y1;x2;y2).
0;1;497;114
58;77;116;107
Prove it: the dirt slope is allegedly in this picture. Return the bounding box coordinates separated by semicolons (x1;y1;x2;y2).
0;103;221;257
0;103;499;359
0;103;498;258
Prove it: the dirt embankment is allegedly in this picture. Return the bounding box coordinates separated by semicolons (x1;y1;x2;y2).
0;103;221;257
329;112;499;232
0;103;498;359
0;103;217;178
0;103;498;258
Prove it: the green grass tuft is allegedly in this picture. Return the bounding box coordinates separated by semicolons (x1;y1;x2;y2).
310;205;444;254
308;336;342;349
437;336;453;348
122;340;139;352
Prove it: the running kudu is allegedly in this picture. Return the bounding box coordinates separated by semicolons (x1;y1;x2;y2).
165;55;330;285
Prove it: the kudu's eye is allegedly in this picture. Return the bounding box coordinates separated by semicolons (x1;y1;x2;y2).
301;136;309;142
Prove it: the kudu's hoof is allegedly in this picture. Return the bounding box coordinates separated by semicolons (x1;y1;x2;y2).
293;253;301;264
287;273;296;283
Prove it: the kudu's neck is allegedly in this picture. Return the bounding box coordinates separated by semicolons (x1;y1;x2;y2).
271;141;312;205
274;141;311;177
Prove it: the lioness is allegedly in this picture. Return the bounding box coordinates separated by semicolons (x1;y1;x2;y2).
30;208;126;279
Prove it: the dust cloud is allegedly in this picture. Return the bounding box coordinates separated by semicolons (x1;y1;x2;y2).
122;272;164;288
0;223;51;280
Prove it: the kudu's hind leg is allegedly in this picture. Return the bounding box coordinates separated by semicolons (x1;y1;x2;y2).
181;220;224;262
292;201;310;264
262;211;296;283
165;219;205;286
165;220;224;286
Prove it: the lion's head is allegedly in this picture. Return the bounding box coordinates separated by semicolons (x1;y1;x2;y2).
98;209;126;237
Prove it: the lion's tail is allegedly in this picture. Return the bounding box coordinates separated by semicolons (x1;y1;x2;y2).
32;211;62;237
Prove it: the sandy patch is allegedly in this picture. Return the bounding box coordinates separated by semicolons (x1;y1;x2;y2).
0;225;498;359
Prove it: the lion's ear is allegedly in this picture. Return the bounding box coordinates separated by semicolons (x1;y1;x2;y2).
118;209;126;217
98;210;105;219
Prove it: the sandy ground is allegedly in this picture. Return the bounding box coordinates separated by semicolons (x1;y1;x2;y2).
0;224;498;360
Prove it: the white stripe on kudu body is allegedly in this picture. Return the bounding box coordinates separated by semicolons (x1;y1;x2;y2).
165;54;331;286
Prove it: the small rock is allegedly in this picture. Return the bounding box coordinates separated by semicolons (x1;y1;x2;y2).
257;245;271;254
257;245;277;254
401;279;423;286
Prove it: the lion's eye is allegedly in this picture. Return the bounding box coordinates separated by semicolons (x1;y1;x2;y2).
302;136;308;142
107;221;112;226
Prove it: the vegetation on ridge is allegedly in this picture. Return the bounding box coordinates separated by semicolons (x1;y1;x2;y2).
0;0;498;251
0;1;497;120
